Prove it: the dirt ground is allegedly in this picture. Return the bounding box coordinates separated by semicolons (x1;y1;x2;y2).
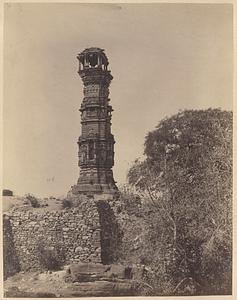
4;269;70;297
4;268;137;297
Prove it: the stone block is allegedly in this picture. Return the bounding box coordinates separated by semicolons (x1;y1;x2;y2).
68;263;110;282
75;246;83;253
62;227;70;231
67;263;134;283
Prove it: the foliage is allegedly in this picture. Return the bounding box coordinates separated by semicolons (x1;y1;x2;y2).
62;199;73;209
37;239;65;271
25;194;41;208
116;185;142;215
127;109;232;295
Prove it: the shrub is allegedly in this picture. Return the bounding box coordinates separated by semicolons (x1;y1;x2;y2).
62;199;73;209
117;185;142;216
37;240;65;271
25;194;40;208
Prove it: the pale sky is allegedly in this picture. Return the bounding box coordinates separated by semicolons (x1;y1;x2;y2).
3;3;233;197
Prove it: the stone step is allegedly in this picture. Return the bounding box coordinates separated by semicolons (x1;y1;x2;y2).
67;263;133;283
63;280;136;297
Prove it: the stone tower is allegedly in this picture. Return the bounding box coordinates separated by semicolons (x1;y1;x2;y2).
71;47;118;196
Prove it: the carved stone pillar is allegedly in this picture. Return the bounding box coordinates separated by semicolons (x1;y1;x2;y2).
70;48;118;197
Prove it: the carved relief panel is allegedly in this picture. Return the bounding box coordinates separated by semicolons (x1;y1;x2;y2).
79;144;87;164
99;87;109;98
84;84;100;97
86;107;98;118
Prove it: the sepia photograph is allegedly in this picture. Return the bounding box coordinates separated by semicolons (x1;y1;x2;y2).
2;2;234;298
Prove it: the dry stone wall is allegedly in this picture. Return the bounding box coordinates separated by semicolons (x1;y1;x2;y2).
3;199;101;274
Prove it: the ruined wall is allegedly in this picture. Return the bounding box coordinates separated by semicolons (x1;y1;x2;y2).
3;216;20;279
96;200;122;264
3;199;101;273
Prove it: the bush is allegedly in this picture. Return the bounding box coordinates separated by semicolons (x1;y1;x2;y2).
62;199;73;209
116;185;142;216
25;194;40;208
37;240;65;271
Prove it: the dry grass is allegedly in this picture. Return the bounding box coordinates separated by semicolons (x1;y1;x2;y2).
2;195;64;214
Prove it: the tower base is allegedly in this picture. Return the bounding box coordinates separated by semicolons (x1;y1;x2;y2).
71;183;118;195
69;184;118;201
69;168;118;199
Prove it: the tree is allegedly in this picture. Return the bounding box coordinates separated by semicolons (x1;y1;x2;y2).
128;109;232;295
